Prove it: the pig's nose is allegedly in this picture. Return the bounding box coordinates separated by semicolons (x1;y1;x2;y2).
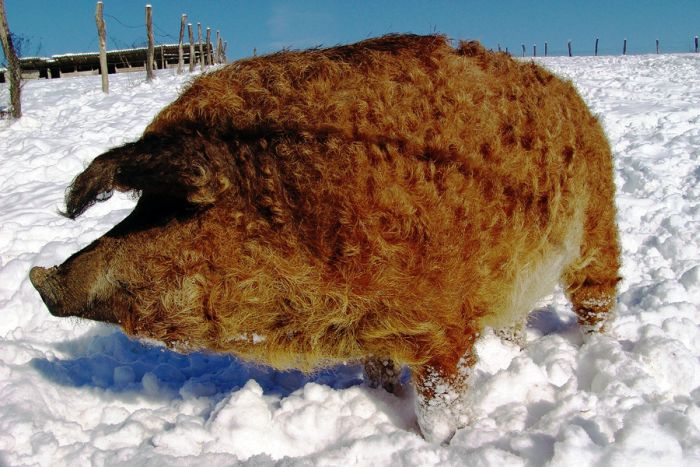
29;266;51;287
29;266;65;316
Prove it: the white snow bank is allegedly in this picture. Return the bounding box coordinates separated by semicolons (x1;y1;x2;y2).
1;54;699;465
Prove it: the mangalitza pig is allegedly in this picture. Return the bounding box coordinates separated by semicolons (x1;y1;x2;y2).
30;34;620;443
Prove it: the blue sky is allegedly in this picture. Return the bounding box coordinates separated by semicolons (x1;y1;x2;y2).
2;0;700;60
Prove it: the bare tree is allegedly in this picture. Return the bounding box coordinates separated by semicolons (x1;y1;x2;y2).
0;0;21;118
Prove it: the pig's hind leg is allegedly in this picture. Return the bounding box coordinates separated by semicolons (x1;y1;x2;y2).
562;165;621;334
494;320;526;348
363;357;401;393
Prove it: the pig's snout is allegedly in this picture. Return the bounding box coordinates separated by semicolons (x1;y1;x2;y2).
30;266;70;317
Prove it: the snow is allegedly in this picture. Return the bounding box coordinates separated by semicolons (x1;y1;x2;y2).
1;53;700;465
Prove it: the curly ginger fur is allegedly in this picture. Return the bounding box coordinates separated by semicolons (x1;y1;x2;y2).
41;34;621;379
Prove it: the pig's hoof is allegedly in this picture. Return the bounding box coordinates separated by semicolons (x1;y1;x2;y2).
416;404;462;444
415;391;469;444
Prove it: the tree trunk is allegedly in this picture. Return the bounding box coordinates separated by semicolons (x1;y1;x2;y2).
0;0;21;118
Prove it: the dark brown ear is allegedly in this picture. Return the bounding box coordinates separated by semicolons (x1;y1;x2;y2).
63;132;234;219
63;146;122;219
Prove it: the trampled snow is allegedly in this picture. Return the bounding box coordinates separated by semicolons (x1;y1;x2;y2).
1;53;699;466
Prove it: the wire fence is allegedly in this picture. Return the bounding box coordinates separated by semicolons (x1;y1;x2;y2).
0;4;227;87
500;36;700;58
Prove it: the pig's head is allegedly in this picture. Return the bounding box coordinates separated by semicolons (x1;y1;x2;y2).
30;191;198;328
29;128;250;340
29;125;326;359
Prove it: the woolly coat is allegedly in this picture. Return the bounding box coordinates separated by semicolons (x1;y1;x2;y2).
42;34;620;373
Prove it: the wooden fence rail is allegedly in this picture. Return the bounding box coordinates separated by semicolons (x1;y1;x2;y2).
0;43;213;82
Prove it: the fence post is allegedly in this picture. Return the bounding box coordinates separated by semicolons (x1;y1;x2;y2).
177;13;186;74
623;38;627;55
95;1;108;93
197;23;204;70
656;39;659;54
533;44;536;57
146;4;154;81
206;27;213;65
521;43;525;57
0;0;21;117
218;36;225;64
215;30;220;64
567;40;572;57
497;43;501;52
695;36;698;53
188;23;195;71
544;41;548;57
595;38;599;56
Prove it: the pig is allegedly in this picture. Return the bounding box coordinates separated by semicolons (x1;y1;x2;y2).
30;34;621;443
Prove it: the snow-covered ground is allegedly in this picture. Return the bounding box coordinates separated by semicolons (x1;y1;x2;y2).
1;53;699;466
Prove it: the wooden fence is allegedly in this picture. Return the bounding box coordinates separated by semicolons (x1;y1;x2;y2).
0;2;226;84
3;35;700;84
0;43;213;82
508;36;700;58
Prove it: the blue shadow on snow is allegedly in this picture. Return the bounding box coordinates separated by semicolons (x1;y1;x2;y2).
30;329;366;401
30;305;573;401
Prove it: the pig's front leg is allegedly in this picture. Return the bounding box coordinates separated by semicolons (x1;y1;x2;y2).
413;349;476;444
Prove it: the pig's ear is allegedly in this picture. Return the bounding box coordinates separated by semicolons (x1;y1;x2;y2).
64;133;233;219
62;148;122;219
